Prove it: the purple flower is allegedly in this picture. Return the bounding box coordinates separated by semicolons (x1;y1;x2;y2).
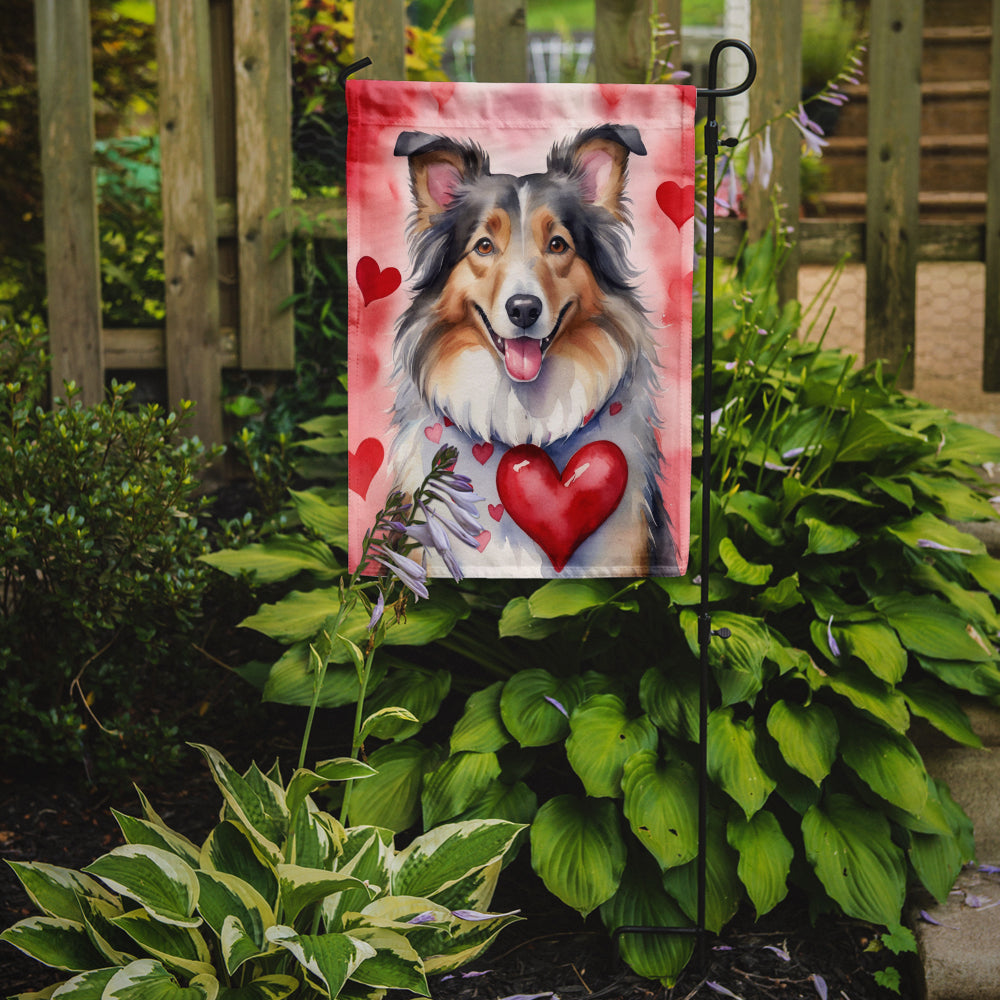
917;538;973;554
812;974;828;1000
451;908;520;921
747;125;774;191
407;911;438;925
544;695;569;718
763;944;790;961
367;590;385;631
706;983;742;999
791;104;828;156
370;544;429;600
826;616;841;658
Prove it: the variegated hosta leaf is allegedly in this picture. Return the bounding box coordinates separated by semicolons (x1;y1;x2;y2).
323;829;393;931
277;865;376;925
346;740;442;832
529;795;626;917
599;854;694;987
391;820;524;901
77;894;136;966
83;846;200;928
621;751;699;871
288;801;343;870
421;906;523;975
420;860;501;917
265;925;376;998
565;695;658;799
499;669;585;747
195;871;274;974
285;760;375;823
727;810;793;917
46;966;118;997
102;958;218;999
214;974;299;1000
765;700;838;786
200;822;278;910
421;751;502;829
450;682;511;754
344;926;429;995
4;861;118;922
802;793;906;926
112;810;201;868
0;916;107;971
110;908;214;979
706;707;776;819
838;718;929;817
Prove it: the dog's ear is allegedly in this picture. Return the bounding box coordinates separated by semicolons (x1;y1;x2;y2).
394;131;487;231
553;125;646;220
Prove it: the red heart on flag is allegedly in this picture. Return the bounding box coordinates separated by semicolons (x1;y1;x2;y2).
356;256;401;306
349;438;384;499
496;442;628;572
656;182;695;229
473;442;494;464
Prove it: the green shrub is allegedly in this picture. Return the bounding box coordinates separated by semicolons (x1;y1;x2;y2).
0;317;220;783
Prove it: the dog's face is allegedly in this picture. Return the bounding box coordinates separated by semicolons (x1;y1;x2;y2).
394;126;650;439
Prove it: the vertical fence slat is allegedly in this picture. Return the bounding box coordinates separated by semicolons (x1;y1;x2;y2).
983;0;1000;390
474;0;527;82
157;0;223;444
355;0;406;80
233;0;294;370
864;0;923;389
34;0;103;405
746;0;801;303
594;0;653;84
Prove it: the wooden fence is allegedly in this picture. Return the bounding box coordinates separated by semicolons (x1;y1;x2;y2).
33;0;1000;445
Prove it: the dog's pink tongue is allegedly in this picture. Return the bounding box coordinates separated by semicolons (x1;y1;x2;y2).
505;337;543;381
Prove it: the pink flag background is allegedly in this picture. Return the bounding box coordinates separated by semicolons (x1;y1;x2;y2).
347;80;695;578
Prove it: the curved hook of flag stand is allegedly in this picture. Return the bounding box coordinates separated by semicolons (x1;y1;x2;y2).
339;40;758;975
612;38;756;973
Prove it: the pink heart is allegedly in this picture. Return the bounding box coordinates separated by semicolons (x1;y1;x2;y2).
598;84;627;110
473;442;494;464
488;503;504;521
349;438;384;499
476;530;491;552
656;182;695;229
668;272;693;305
496;442;628;573
356;256;401;306
610;402;623;416
424;423;442;444
431;82;456;112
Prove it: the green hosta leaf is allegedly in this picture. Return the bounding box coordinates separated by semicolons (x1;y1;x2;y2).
261;643;387;709
680;610;770;706
727;811;793;918
724;490;784;545
599;853;694;987
265;926;375;998
916;655;1000;697
450;682;511;754
530;795;626;917
362;667;451;740
216;975;299;1000
83;846;200;928
111;908;214;978
809;661;910;732
277;865;374;925
200;535;342;583
103;959;218;999
499;670;584;747
718;537;772;586
901;680;982;748
285;759;375;822
653;573;737;606
497;596;564;639
200;822;278;910
755;573;804;614
707;708;776;819
359;706;421;742
802;793;906;926
347;740;442;832
345;926;428;994
966;553;1000;597
393;820;524;901
803;517;859;556
0;916;107;971
565;695;658;798
935;421;1000;464
112;812;201;868
839;718;929;817
909;827;966;905
621;751;698;871
834;621;907;684
288;488;349;547
5;862;118;922
639;664;698;742
765;700;838;786
910;562;1000;632
906;472;998;521
195;871;273;974
885;512;985;556
421;751;502;828
661;810;741;933
874;594;995;662
866;474;914;509
527;578;618;617
453;779;538;827
835;410;927;463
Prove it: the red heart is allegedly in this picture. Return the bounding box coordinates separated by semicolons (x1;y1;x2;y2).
488;503;504;521
356;256;401;306
496;442;628;572
473;442;494;464
656;182;695;229
424;423;442;443
349;438;384;499
610;402;623;416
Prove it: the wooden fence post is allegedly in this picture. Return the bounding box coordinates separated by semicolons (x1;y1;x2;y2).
746;0;801;305
983;0;1000;390
864;0;923;389
594;0;654;84
474;0;527;82
354;0;407;80
34;0;104;405
233;0;294;370
157;0;223;445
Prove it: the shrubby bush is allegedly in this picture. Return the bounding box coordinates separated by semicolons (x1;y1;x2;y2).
0;316;220;783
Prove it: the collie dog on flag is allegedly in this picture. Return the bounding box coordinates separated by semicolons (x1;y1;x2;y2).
386;124;675;577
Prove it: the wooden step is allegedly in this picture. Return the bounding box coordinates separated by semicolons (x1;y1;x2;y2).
922;25;993;83
813;190;987;222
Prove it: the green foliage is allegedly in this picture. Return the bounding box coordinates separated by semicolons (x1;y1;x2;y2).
0;317;220;783
1;744;524;998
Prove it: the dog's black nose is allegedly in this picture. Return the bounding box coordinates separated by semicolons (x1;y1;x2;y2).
506;295;542;329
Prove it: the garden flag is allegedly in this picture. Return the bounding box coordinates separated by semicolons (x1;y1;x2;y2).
347;80;695;579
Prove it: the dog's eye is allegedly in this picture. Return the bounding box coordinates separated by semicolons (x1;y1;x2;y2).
548;236;569;254
474;238;494;256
